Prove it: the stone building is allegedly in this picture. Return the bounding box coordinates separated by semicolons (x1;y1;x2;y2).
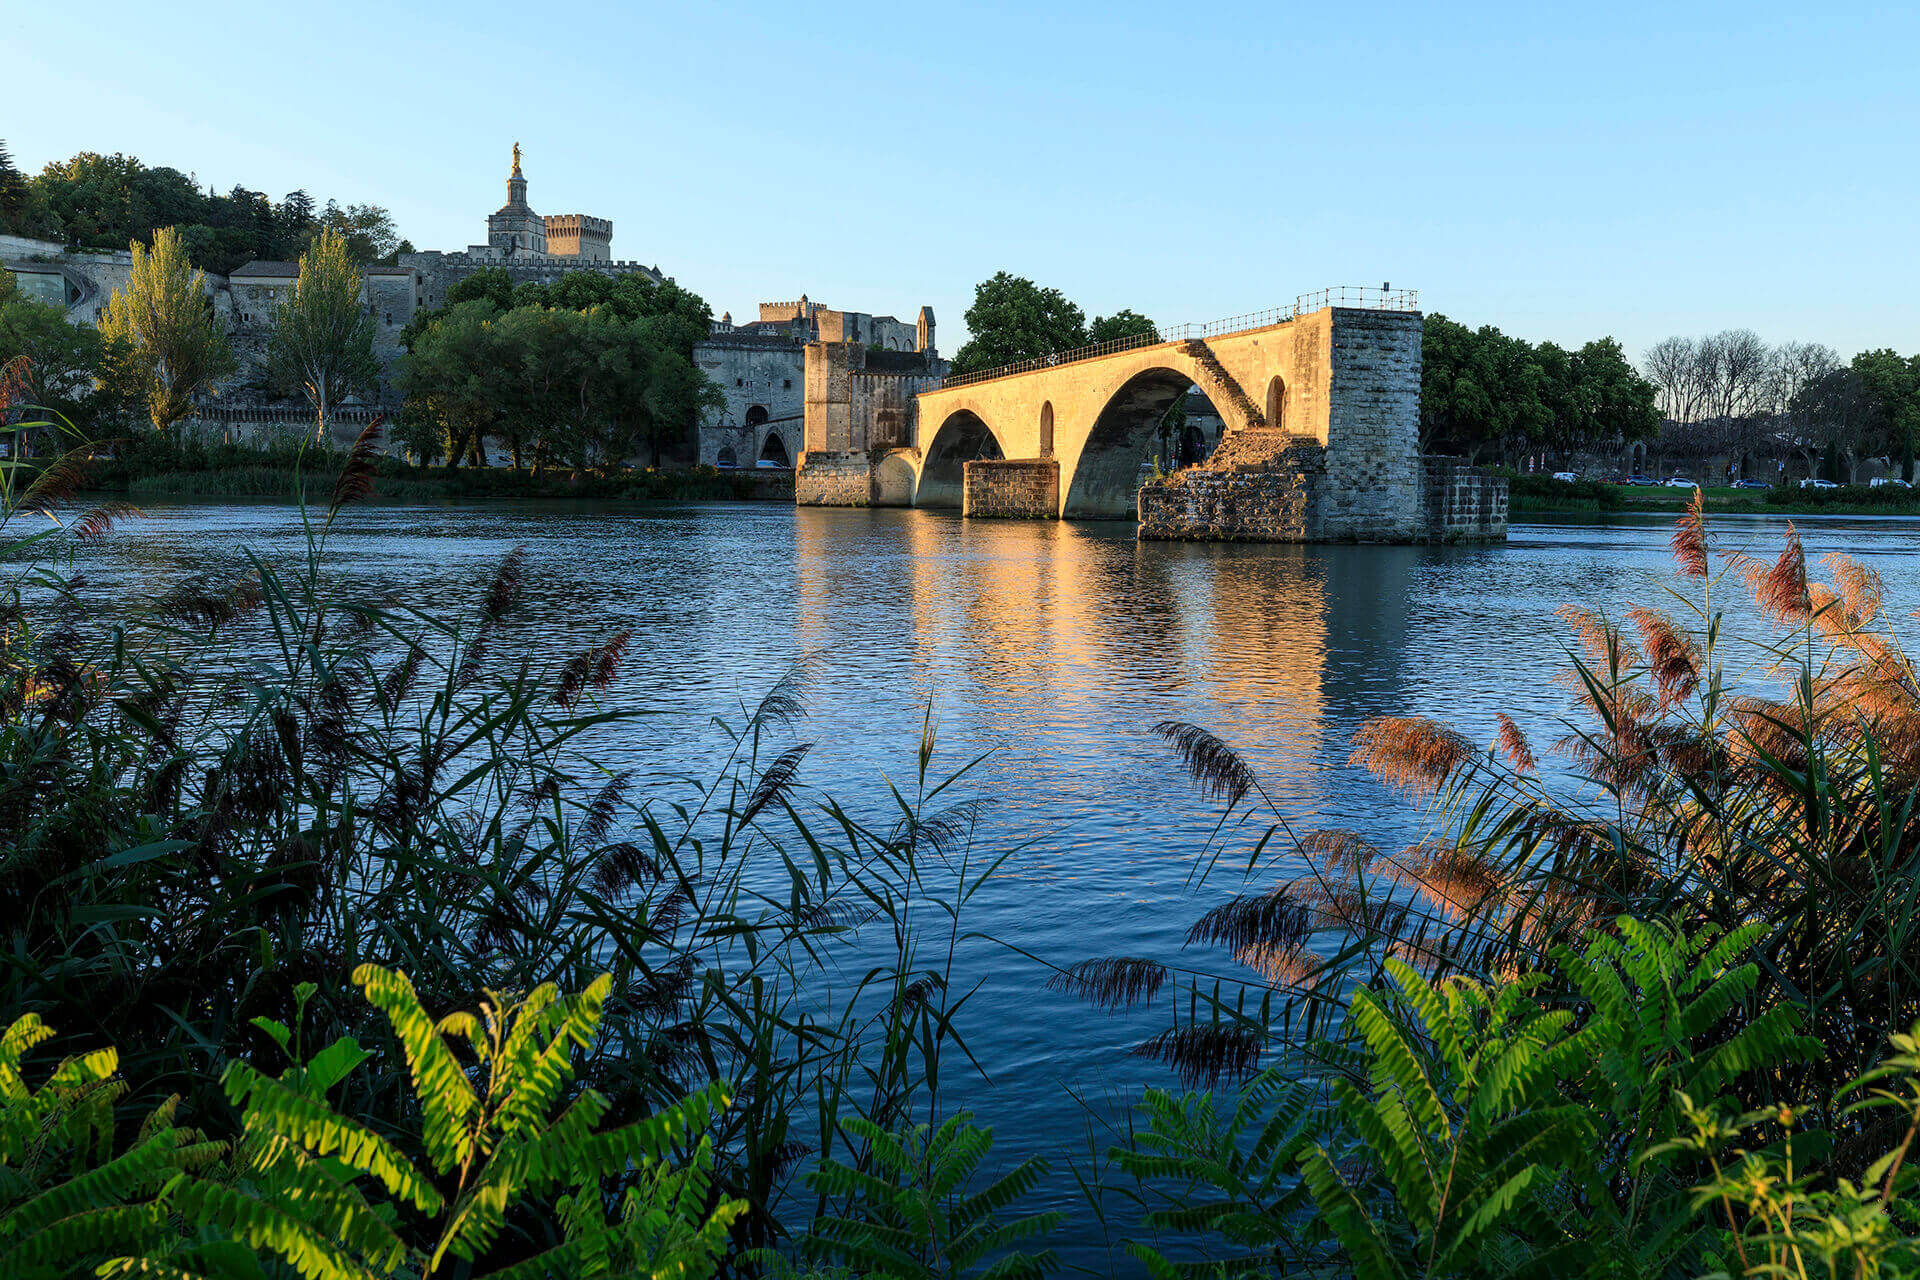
400;146;666;309
695;297;941;469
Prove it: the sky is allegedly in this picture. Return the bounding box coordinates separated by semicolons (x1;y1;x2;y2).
9;0;1919;359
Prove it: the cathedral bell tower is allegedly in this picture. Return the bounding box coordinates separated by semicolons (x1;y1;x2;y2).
487;142;546;256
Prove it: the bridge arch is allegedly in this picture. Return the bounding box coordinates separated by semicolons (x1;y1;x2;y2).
759;431;792;468
918;409;1006;509
1265;376;1287;432
1062;367;1202;520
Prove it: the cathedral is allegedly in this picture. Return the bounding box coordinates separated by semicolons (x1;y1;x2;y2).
400;146;661;309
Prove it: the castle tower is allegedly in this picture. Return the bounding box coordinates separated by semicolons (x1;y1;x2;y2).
487;142;547;256
916;306;936;357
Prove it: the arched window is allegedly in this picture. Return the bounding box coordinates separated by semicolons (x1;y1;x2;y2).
716;447;738;468
1264;376;1287;431
1039;402;1054;457
745;404;770;428
759;432;791;468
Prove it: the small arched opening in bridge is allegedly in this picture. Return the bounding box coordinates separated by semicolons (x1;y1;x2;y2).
1064;368;1222;520
716;446;738;468
1039;401;1055;457
917;409;1005;509
1264;376;1287;432
759;432;791;468
745;404;770;428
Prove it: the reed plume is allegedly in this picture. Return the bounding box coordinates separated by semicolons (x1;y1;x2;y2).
1132;1024;1262;1089
1155;720;1258;809
1301;828;1381;876
327;416;384;515
1349;716;1473;799
1672;487;1709;577
1187;888;1312;952
1047;957;1168;1010
1494;713;1537;774
1628;606;1701;707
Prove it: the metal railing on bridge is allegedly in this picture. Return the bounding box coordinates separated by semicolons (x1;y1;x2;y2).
937;285;1419;390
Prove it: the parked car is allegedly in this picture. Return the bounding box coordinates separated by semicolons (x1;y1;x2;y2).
1627;474;1657;486
1871;476;1911;488
1734;479;1770;489
1551;471;1579;483
1662;476;1695;488
1799;478;1840;490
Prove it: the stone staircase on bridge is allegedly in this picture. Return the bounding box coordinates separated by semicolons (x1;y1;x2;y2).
1178;339;1267;431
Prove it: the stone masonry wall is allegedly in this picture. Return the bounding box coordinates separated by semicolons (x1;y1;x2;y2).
1421;456;1509;541
1138;441;1327;540
963;459;1059;519
1323;308;1423;541
795;450;872;506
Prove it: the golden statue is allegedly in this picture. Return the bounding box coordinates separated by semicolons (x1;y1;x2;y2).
512;141;522;173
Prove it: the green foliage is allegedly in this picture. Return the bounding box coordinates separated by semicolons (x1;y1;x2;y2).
15;150;398;273
98;225;237;432
152;967;743;1279
1106;919;1822;1278
0;292;119;432
1087;309;1158;345
1106;1068;1321;1277
948;273;1089;376
1422;314;1658;461
265;226;380;436
399;294;721;469
787;1112;1062;1280
0;1014;222;1280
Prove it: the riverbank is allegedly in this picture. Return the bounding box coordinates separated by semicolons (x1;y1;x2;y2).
1510;477;1920;517
80;443;794;503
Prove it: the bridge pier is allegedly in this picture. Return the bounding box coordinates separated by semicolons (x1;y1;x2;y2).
962;458;1058;518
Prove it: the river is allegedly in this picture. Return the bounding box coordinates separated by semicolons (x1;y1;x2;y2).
54;500;1920;1265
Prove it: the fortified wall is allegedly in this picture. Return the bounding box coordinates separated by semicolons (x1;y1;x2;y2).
794;341;944;506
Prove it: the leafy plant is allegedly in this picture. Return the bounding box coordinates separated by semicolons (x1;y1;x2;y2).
785;1112;1062;1280
125;965;742;1279
0;1013;222;1280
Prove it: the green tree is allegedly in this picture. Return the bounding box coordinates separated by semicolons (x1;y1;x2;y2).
265;226;380;442
397;299;504;465
98;226;235;434
315;199;399;263
0;294;115;435
1088;307;1158;345
1850;347;1920;459
948;272;1087;376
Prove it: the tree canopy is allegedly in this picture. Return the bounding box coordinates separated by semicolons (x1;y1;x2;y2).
0;144;404;274
948;273;1094;375
1421;314;1659;460
98;226;236;433
397;277;720;471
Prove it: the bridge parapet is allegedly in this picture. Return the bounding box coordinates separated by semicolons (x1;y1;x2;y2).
940;286;1418;391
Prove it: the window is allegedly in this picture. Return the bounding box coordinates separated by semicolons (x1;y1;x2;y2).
736;378;743;387
783;379;792;389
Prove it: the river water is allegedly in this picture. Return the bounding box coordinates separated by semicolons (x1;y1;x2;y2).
55;500;1920;1265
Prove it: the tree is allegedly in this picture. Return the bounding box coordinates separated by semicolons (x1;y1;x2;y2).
98;225;236;433
0;294;114;435
948;272;1087;375
1088;308;1158;345
1851;348;1920;460
265;226;379;442
316;199;399;262
1789;366;1876;481
0;140;29;233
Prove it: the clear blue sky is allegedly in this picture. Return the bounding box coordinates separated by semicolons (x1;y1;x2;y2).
12;0;1918;358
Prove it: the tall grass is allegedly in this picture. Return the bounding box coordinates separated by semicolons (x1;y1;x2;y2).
0;380;997;1260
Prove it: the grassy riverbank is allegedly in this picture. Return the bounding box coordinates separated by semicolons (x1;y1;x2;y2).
1509;472;1920;516
78;434;794;503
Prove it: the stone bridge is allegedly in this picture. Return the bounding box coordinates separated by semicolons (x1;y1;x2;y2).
903;300;1427;537
792;292;1507;542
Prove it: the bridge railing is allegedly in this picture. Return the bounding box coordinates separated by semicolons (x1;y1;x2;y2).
937;286;1419;390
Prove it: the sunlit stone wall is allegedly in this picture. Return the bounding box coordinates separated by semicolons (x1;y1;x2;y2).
963;458;1059;519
